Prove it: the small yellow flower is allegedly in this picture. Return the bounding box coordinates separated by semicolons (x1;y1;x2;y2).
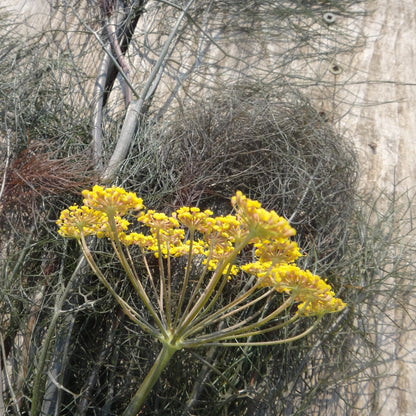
152;238;203;259
271;265;346;315
118;232;156;249
231;191;295;240
241;261;276;287
174;207;213;231
156;228;185;245
242;262;346;316
82;185;144;216
203;258;239;276
137;210;179;232
202;215;246;243
206;240;235;262
56;205;107;239
296;297;347;316
168;239;207;257
253;239;302;264
97;216;130;239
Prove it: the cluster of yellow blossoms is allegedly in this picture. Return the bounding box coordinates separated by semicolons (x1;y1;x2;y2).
57;186;345;316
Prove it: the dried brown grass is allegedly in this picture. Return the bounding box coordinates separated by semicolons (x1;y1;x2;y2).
0;141;95;229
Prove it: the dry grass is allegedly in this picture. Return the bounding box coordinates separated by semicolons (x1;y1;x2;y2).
0;140;95;229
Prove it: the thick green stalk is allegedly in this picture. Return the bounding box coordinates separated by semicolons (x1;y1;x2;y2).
122;343;177;416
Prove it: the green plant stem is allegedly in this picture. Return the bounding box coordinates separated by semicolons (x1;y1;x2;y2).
79;236;160;337
107;214;167;335
184;283;273;339
199;315;324;347
176;241;213;325
175;236;253;341
122;343;177;416
173;230;195;327
180;268;278;340
155;231;170;327
184;293;295;344
140;248;160;305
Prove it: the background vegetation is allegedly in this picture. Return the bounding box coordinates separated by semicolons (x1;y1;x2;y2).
1;0;415;415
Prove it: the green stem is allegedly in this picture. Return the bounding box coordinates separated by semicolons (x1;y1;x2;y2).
173;229;195;327
155;231;170;327
122;344;177;416
176;240;213;327
199;315;324;347
184;291;293;343
107;214;167;335
180;267;276;340
175;236;253;340
79;235;160;337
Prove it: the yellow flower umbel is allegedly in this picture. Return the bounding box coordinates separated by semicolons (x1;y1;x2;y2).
231;190;296;240
241;262;346;316
57;186;346;416
82;185;144;216
57;205;107;239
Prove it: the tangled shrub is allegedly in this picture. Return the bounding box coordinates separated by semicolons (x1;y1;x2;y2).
126;86;357;272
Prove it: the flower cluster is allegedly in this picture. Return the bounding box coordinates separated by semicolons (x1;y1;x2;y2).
57;185;345;315
241;262;346;316
231;190;296;240
82;185;144;216
57;185;348;416
57;205;107;238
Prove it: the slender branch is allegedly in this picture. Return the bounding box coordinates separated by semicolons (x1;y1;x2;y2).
103;0;196;182
68;4;140;101
0;333;20;416
106;214;167;333
184;294;295;345
79;235;160;337
182;288;274;340
0;123;11;206
173;230;195;326
176;241;213;327
155;231;168;327
91;1;145;168
192;316;324;348
166;242;173;327
140;248;161;308
175;236;252;340
180;260;271;338
91;51;111;170
104;16;132;107
30;256;87;416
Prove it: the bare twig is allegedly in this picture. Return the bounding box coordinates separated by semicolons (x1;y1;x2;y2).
102;0;196;183
0;333;20;416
